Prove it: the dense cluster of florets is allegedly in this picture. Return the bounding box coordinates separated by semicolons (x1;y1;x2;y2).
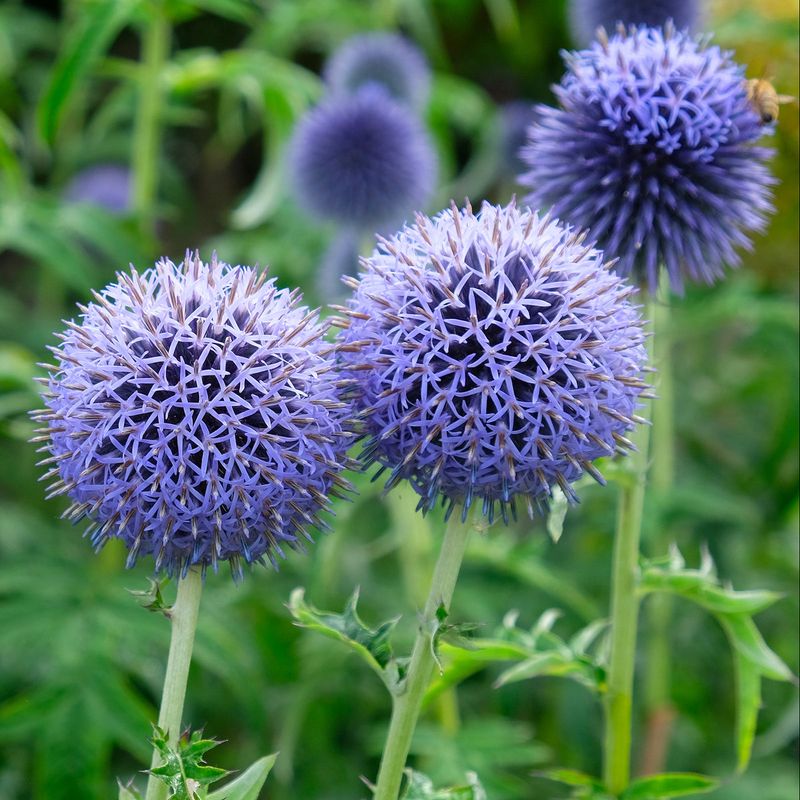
335;201;649;522
34;254;354;577
289;88;436;230
568;0;700;45
521;24;775;291
324;32;430;111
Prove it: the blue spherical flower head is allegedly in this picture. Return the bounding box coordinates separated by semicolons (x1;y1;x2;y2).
521;25;775;292
34;254;355;578
324;32;430;111
499;101;539;178
568;0;700;46
289;88;436;231
336;200;648;523
64;163;131;215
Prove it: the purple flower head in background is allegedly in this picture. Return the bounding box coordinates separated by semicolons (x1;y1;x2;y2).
64;164;132;215
34;254;355;578
289;87;436;231
335;200;648;523
520;24;775;292
324;32;431;111
568;0;701;46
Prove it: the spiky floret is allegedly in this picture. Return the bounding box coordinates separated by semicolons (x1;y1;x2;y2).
288;87;436;231
334;200;649;523
324;32;430;111
520;24;775;292
568;0;700;46
33;254;355;578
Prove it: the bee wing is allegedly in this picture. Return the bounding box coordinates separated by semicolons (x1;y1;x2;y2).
776;94;796;105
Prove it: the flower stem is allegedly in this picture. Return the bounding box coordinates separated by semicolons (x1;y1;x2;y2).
132;1;169;237
641;277;676;774
144;568;204;800
602;297;655;795
374;506;478;800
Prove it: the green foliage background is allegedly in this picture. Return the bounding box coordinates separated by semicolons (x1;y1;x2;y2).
0;1;796;798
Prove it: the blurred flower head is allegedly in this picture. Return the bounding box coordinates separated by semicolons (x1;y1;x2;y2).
34;253;355;578
335;200;648;523
568;0;700;46
289;88;436;231
520;24;775;292
324;32;430;111
64;164;132;215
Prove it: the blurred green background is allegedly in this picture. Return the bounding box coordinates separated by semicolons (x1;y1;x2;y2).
0;1;797;798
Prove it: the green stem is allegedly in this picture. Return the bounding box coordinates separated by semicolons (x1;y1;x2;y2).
144;568;204;800
374;507;478;800
132;2;169;236
641;275;677;774
602;296;655;795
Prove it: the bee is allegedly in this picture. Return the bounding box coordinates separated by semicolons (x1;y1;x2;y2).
745;78;794;124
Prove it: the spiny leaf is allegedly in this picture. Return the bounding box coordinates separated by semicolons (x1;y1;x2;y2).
128;577;172;617
149;727;229;799
288;587;403;692
117;780;141;800
546;484;569;543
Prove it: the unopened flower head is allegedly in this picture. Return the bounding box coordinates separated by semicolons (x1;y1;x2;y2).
289;88;436;231
568;0;699;46
324;32;430;111
336;201;648;523
64;164;131;215
521;24;775;292
34;254;355;578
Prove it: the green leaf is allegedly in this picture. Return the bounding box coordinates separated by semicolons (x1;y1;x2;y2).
535;768;611;798
206;754;277;800
718;613;795;682
117;781;141;800
621;773;719;799
37;0;140;144
184;0;259;23
288;587;403;692
546;485;569;543
149;727;230;799
401;768;487;799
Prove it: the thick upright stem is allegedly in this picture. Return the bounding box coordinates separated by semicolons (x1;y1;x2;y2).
144;568;204;800
374;507;477;800
641;276;677;774
132;2;169;236
603;297;655;795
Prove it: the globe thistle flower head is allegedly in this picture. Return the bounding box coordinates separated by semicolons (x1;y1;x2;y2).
499;101;539;177
64;163;131;215
335;200;649;524
289;88;436;231
568;0;700;46
324;32;430;111
33;253;355;579
521;24;775;292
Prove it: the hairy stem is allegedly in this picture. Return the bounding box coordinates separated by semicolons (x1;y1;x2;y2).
603;295;655;794
132;2;169;236
144;568;203;800
374;507;478;800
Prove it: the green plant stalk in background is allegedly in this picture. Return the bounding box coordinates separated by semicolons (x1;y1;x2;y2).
144;568;204;800
374;506;479;800
642;278;677;775
132;1;170;236
602;298;655;795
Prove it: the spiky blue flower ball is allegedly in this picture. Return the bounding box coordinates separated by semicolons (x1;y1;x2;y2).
568;0;700;46
324;32;430;111
499;101;538;177
521;25;775;292
335;201;648;523
289;88;436;230
34;254;355;578
64;164;131;215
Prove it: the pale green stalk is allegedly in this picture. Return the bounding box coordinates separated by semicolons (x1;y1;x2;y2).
602;295;656;794
144;569;203;800
374;506;479;800
132;2;169;236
